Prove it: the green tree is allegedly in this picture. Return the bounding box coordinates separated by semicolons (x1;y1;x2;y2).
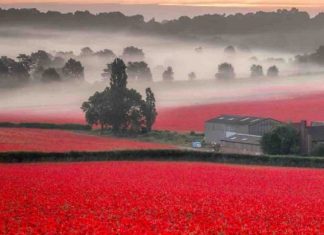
261;125;300;155
0;59;9;81
142;88;157;132
162;66;174;81
30;50;52;67
110;58;127;89
82;58;156;134
41;68;61;82
11;62;30;83
216;63;235;80
80;47;94;57
127;61;152;81
122;46;145;61
267;65;279;77
250;64;264;78
62;58;84;80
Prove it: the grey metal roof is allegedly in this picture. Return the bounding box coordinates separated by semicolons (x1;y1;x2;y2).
221;133;262;145
206;114;270;126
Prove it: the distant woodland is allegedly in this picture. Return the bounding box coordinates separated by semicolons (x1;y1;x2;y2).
1;8;324;36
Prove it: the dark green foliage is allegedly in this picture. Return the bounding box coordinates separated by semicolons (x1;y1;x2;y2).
80;47;94;57
0;122;91;131
17;54;32;71
162;66;174;81
261;125;300;155
142;88;157;132
0;56;30;86
311;144;324;156
0;59;9;80
127;61;152;81
52;56;66;68
62;58;84;80
0;150;323;168
216;63;235;80
101;63;113;81
295;46;324;64
122;46;145;61
267;65;279;77
41;68;61;82
95;49;116;59
0;8;315;37
250;64;264;78
82;58;157;133
30;50;52;67
110;58;127;89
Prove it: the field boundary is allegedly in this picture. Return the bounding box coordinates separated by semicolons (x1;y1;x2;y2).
0;122;91;131
0;150;323;168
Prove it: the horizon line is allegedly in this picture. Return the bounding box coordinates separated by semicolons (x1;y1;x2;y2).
2;2;324;9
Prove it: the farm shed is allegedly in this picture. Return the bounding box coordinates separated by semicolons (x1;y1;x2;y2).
204;115;281;144
220;134;262;155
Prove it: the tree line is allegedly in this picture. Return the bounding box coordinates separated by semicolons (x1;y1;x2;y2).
6;42;324;87
1;8;324;36
0;50;84;87
0;46;151;87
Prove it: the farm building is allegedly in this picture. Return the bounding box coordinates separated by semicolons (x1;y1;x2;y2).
293;120;324;155
204;115;281;144
220;134;262;155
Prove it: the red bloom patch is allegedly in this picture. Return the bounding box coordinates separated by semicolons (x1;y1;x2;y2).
2;93;324;132
0;128;174;152
0;162;323;234
155;93;324;131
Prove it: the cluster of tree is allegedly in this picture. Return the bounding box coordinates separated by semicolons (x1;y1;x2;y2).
102;60;152;82
261;125;300;155
162;67;174;81
79;47;116;60
216;63;235;80
214;63;279;80
122;46;145;62
82;58;157;133
2;8;324;36
295;46;324;64
250;65;279;78
58;46;144;61
0;56;30;86
0;50;85;86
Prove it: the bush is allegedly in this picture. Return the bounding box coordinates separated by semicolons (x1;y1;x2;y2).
0;150;323;168
311;144;324;156
261;125;300;155
0;122;91;131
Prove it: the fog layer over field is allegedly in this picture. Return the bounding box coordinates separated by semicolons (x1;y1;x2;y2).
1;27;324;114
1;27;319;81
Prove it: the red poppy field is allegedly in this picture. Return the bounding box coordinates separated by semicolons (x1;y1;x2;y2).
2;93;324;132
0;128;173;152
155;93;324;131
0;161;323;234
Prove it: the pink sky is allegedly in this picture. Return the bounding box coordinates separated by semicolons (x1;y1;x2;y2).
2;1;324;8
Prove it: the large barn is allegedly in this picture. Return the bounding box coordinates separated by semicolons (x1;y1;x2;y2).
204;114;281;144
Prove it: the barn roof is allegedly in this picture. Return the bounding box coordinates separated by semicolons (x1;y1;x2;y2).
206;115;274;126
221;134;262;145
